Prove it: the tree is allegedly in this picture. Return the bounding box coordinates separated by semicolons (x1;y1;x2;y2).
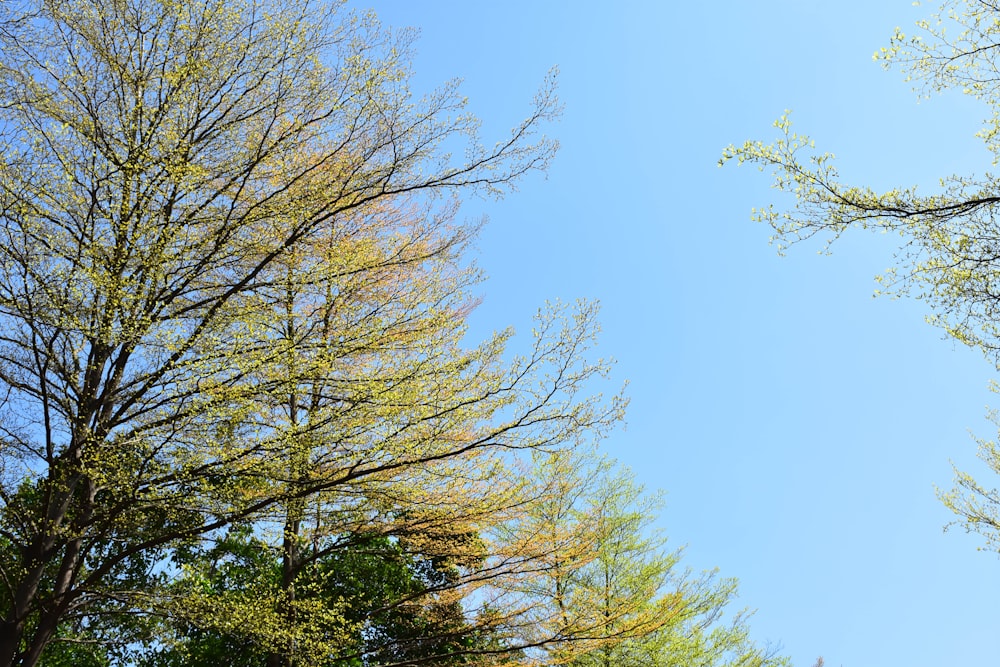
488;449;788;667
721;0;1000;555
135;529;499;667
0;0;630;664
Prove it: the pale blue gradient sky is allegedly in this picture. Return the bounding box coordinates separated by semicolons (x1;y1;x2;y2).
362;2;1000;665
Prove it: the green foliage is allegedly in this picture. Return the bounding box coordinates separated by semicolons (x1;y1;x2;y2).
134;528;489;666
490;450;788;667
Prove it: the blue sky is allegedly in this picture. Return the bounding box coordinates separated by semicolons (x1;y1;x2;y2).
362;2;1000;665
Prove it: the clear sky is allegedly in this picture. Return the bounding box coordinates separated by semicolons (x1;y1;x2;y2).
361;2;1000;665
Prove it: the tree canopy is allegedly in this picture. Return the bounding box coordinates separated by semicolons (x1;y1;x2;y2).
0;0;784;665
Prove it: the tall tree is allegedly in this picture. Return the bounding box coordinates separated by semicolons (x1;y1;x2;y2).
489;450;787;667
722;0;1000;555
0;0;627;664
